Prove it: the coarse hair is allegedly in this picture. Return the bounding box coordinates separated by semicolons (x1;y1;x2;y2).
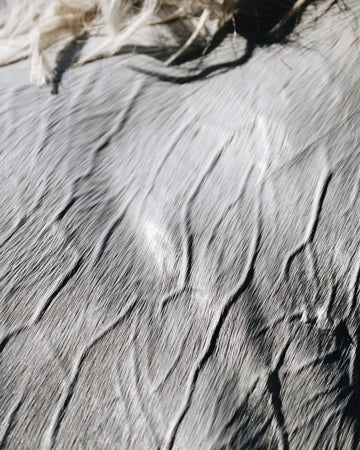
0;0;336;84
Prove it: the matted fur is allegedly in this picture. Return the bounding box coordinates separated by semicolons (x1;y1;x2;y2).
0;0;336;84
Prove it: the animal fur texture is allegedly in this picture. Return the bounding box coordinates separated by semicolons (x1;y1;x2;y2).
0;0;336;84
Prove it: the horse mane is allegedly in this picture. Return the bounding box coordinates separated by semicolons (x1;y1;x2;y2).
0;0;336;85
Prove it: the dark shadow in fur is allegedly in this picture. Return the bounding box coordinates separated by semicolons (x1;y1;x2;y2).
129;39;256;84
52;32;88;94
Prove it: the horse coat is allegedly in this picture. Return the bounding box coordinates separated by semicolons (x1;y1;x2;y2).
0;1;359;448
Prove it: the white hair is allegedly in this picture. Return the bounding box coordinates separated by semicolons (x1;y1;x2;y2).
0;0;335;85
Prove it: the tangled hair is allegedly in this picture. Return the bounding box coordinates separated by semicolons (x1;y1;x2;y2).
0;0;336;84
